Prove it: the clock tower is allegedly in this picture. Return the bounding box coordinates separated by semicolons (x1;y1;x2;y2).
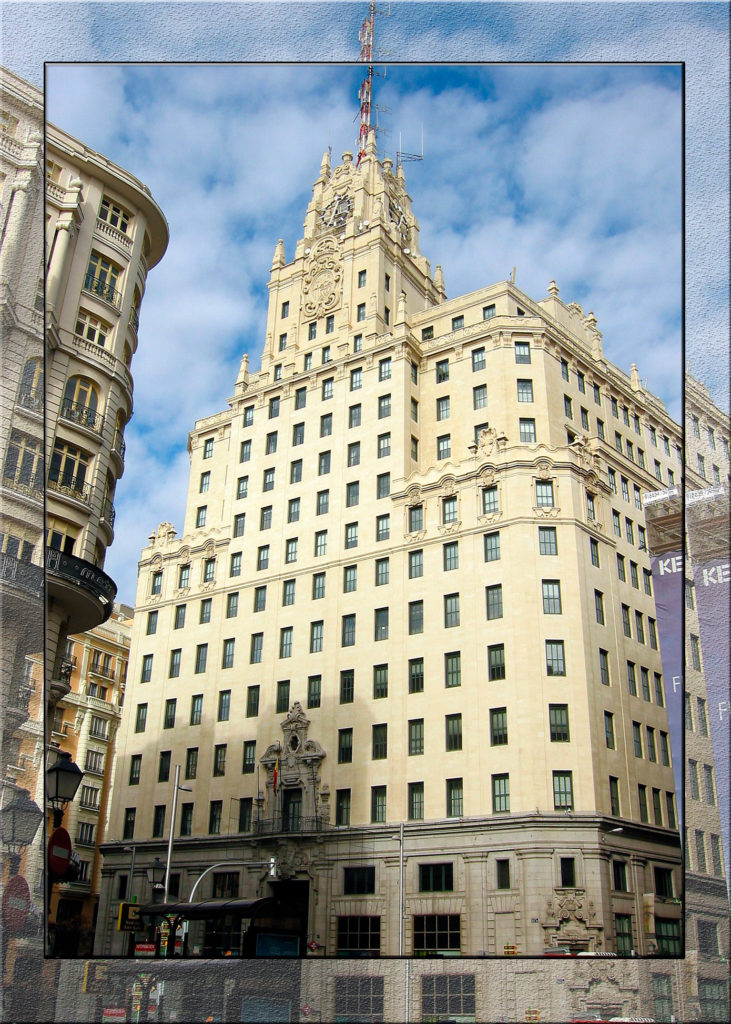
261;129;446;376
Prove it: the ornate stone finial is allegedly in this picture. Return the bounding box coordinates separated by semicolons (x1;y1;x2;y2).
548;280;559;297
342;150;353;166
397;290;407;322
366;129;377;158
585;311;598;331
630;363;642;391
319;149;331;177
236;352;250;389
271;238;285;270
434;264;445;293
382;156;393;174
396;162;405;181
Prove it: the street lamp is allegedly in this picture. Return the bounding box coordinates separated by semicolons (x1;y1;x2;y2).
0;786;43;874
146;858;166;899
45;751;84;828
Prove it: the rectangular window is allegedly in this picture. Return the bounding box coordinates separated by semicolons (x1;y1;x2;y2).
372;724;387;760
190;694;203;725
279;628;293;659
314;530;328;555
486;584;503;619
340;670;354;704
376;472;390;499
213;743;227;777
310;620;324;653
482;485;499;514
371;785;386;823
515;341;531;363
342;614;356;647
520;418;537;442
490;707;508;746
246;685;259;718
409;658;424;694
492;773;510;812
140;654;153;683
445;651;462;687
169;648;181;678
338;728;353;764
409;549;424;579
408;782;424;820
599;649;610;686
250;633;263;664
445;713;463;751
406;599;424;636
437;434;451;459
473;383;487;409
446;778;463;817
605;712;616;749
376;514;390;541
545;640;566;676
488;643;505;680
348;404;361;429
374;607;389;640
318;451;331;476
535;481;554;507
346;481;360;508
378;394;391;419
194;643;207;673
443;540;459;571
134;704;148;733
290;459;303;484
609;776;621;816
316;489;329;516
627;661;637;696
550;704;570;742
343;564;357;593
312;571;326;599
590;538;600;567
553;771;574;810
128;755;142;786
184;746;198;781
622;604;632;637
307;675;321;709
335;790;351;826
436;395;450;421
542;579;562;614
444;592;460;627
405;716;427;761
163;698;177;730
282;579;296;605
242;740;256;774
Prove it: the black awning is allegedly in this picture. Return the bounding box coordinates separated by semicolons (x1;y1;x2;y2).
138;896;277;920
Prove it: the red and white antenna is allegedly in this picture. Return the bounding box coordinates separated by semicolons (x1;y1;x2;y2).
356;1;376;166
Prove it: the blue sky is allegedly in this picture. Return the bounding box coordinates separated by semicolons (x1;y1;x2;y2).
3;2;728;604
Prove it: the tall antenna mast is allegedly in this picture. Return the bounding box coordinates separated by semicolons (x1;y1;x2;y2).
356;1;376;166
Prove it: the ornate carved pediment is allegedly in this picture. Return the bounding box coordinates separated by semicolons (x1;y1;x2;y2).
302;237;343;318
440;476;457;496
261;703;326;789
406;485;423;506
177;546;190;563
536;460;553;480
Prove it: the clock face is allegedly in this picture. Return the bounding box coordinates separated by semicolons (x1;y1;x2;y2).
320;194;353;229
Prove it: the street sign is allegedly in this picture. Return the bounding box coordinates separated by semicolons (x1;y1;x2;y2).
2;874;30;931
118;901;141;932
307;940;319;951
83;961;109;994
134;942;156;957
102;1010;127;1022
48;826;72;877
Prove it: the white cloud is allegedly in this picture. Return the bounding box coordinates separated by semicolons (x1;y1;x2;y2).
45;63;686;603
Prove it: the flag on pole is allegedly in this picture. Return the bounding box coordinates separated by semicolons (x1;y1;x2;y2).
273;748;280;795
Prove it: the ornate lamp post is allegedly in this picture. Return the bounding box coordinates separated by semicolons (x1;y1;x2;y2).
45;750;83;828
1;786;43;874
146;858;166;899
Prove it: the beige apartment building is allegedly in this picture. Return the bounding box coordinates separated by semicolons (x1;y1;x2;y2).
1;63;167;1015
96;132;684;961
48;604;132;956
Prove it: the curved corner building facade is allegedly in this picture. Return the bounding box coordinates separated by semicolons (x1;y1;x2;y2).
98;134;682;957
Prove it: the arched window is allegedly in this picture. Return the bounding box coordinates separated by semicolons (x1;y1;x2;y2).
18;357;44;410
62;376;101;431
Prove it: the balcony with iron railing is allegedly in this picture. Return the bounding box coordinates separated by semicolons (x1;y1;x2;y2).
100;496;116;530
0;551;44;599
111;431;126;469
128;306;139;334
253;815;329;835
83;272;123;311
59;397;104;435
46;546;117;634
16;387;44;414
47;472;92;506
2;463;44;502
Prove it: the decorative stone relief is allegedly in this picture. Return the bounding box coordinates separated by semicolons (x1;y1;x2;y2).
302;237;343;318
479;466;496;485
440;477;457;496
536;460;552;480
177;546;191;564
406;486;423;506
150;552;163;568
261;702;326;821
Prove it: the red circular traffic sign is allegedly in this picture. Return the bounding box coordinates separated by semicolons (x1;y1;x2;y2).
48;826;72;876
307;940;319;951
2;874;31;931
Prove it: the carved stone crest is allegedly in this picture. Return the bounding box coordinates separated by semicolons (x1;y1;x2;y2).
406;486;422;506
302;237;342;318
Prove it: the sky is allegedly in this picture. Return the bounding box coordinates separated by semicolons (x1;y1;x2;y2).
44;60;685;603
2;1;727;608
